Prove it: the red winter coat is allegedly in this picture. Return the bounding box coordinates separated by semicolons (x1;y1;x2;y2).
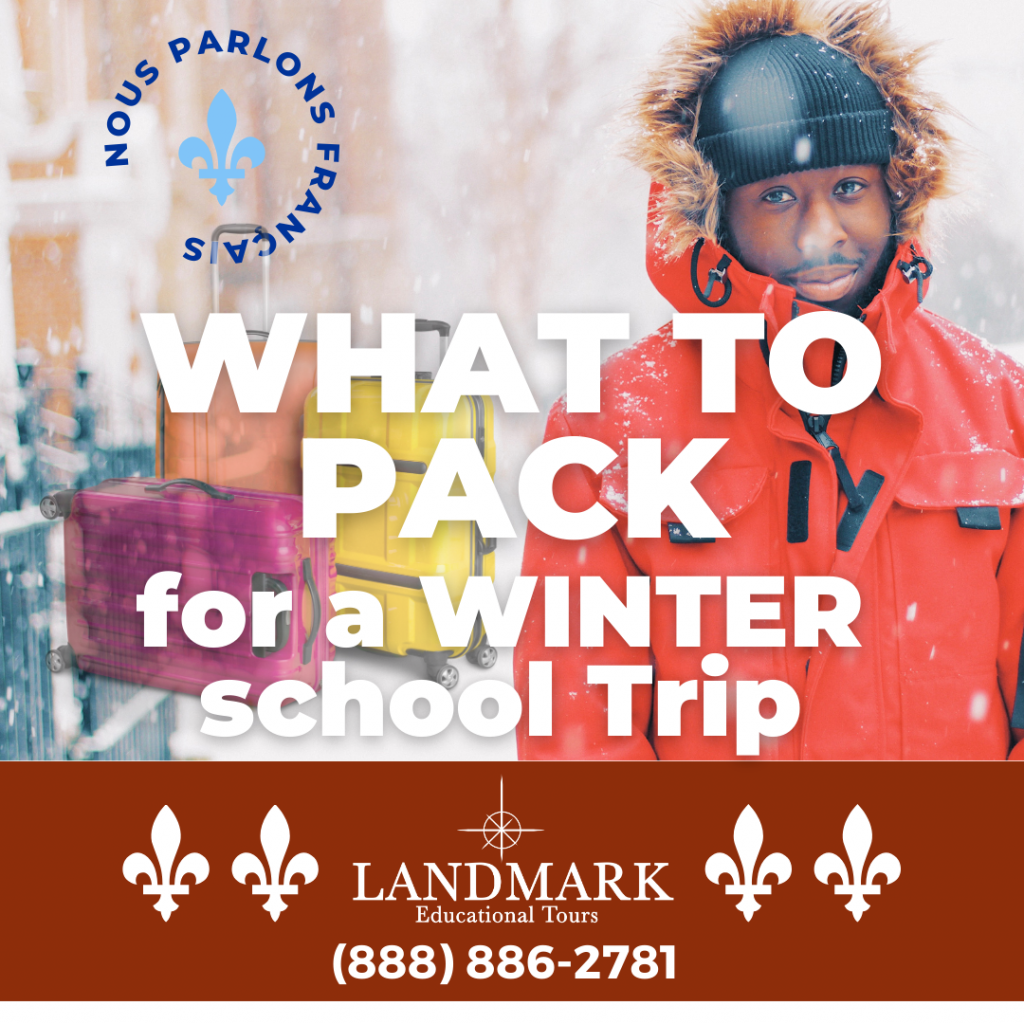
514;229;1024;761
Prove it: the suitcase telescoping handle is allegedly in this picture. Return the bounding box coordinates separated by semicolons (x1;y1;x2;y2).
211;223;272;331
145;478;234;501
415;318;450;361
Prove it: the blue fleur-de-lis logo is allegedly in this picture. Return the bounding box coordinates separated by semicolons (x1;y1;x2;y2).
178;89;265;206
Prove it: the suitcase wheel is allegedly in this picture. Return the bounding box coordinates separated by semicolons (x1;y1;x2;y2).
40;489;75;520
467;645;498;670
46;645;75;673
435;665;460;690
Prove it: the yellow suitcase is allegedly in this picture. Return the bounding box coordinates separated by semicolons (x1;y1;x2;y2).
304;319;497;688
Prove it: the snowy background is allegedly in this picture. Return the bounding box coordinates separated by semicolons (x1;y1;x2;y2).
3;0;1022;759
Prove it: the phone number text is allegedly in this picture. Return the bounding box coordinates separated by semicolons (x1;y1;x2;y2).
332;943;675;985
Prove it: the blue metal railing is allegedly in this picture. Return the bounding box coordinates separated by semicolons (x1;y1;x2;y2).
0;440;172;760
0;512;54;760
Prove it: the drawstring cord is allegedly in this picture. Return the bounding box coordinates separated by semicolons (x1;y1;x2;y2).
896;243;933;304
690;237;733;307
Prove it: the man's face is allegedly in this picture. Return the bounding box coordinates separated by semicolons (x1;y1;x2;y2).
723;165;892;315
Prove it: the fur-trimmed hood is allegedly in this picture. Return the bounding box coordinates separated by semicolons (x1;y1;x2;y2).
628;0;954;257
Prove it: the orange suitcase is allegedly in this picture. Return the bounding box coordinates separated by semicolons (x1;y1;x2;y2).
156;223;314;494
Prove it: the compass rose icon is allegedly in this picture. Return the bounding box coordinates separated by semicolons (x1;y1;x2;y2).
458;778;543;860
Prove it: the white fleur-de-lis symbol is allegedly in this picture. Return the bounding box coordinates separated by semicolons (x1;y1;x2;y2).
814;805;901;921
232;806;319;921
122;806;210;922
705;805;792;921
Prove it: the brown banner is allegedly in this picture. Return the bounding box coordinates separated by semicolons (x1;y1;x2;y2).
0;762;1019;1000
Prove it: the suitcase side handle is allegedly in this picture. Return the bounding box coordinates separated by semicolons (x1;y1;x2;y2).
301;557;321;666
212;223;271;331
252;573;291;657
415;318;451;360
144;478;234;501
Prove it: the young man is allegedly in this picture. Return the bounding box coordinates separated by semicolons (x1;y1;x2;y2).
513;0;1024;760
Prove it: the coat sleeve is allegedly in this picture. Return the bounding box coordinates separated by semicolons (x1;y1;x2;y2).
513;400;657;760
997;506;1024;759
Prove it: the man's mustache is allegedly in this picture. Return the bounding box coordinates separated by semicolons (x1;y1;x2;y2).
778;253;865;276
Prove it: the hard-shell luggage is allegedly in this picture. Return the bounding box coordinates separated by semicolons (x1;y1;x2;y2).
42;477;334;699
156;224;315;494
303;319;497;689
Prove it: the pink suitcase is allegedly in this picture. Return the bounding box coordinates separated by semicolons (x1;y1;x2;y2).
42;478;334;699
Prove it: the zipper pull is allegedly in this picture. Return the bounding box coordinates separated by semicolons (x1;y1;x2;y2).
825;447;864;512
800;412;864;512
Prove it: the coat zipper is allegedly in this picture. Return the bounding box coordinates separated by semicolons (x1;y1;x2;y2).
798;340;863;511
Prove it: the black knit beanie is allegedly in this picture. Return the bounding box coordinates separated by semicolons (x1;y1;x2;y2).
695;34;893;188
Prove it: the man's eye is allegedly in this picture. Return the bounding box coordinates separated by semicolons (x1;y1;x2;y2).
762;189;793;204
835;180;865;196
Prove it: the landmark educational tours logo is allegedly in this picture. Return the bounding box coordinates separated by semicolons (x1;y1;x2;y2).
102;27;338;261
119;779;900;929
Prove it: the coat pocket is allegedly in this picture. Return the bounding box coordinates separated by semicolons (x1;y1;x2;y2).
895;450;1024;512
655;465;769;525
596;461;768;527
